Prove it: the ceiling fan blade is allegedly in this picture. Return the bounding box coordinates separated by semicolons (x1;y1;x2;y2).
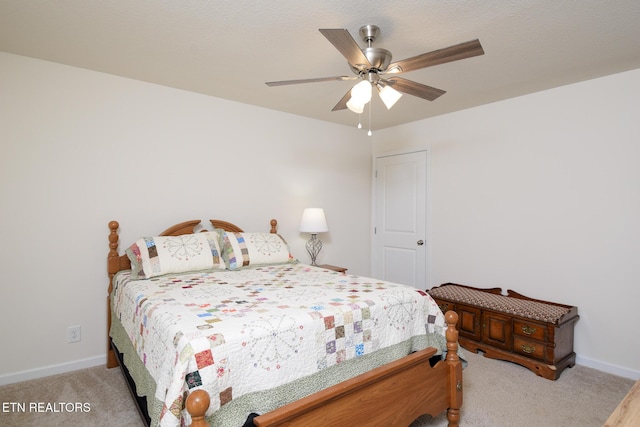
386;77;446;101
319;28;372;68
331;89;352;111
266;76;356;86
387;39;484;74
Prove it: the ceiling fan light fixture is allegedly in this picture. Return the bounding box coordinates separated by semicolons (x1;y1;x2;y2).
350;80;372;104
377;83;403;110
267;26;484;124
346;98;365;114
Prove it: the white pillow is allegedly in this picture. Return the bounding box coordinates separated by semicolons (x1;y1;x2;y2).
125;231;225;279
220;232;294;270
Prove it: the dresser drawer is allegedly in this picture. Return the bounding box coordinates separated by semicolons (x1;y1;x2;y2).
513;319;546;341
513;336;545;361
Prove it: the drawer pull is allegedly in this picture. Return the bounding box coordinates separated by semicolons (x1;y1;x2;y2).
521;344;536;354
521;325;537;335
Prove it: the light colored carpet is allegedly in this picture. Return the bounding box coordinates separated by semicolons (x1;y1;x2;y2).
410;350;634;427
0;363;143;427
0;350;634;426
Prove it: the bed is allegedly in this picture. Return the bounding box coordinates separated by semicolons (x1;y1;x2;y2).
106;218;463;427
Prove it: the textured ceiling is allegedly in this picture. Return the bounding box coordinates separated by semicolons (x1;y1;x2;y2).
2;1;640;130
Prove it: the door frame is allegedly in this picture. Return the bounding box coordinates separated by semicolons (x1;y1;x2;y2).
370;148;432;288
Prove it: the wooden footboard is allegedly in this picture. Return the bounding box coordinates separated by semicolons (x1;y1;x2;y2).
186;311;462;427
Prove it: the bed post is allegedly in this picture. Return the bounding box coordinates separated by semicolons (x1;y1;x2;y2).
186;390;211;427
444;310;462;427
107;220;120;368
270;218;277;234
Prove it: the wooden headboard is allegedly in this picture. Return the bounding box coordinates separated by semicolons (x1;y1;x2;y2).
107;219;277;278
106;218;278;368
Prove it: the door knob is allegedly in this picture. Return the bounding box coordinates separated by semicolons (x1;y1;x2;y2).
417;240;424;246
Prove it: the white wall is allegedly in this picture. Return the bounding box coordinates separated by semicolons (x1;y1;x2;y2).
374;68;640;379
0;52;372;383
3;50;638;383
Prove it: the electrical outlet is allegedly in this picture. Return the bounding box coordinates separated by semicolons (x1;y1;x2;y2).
67;325;81;343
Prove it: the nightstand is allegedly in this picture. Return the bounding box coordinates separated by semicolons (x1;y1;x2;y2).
317;264;348;274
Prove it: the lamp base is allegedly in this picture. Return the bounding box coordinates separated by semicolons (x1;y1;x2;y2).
306;234;323;266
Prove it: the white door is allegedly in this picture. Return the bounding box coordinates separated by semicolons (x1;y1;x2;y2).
372;151;427;289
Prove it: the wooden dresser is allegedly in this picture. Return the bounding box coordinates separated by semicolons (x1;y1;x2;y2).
428;283;579;380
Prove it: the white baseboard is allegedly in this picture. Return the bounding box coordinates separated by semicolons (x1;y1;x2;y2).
0;354;106;386
576;354;640;380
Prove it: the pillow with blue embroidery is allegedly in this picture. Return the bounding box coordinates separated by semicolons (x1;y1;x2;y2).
125;231;225;279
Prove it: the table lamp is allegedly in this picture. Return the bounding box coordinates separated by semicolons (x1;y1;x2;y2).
299;208;328;265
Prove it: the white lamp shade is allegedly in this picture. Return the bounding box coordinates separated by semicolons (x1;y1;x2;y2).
378;84;403;109
299;208;328;233
350;80;372;104
346;98;365;114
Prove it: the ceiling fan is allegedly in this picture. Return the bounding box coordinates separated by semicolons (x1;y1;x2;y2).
266;25;484;114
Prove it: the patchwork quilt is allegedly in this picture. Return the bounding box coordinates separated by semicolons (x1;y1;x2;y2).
111;263;448;427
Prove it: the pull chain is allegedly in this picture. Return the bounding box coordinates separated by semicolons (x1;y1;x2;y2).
367;99;373;136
